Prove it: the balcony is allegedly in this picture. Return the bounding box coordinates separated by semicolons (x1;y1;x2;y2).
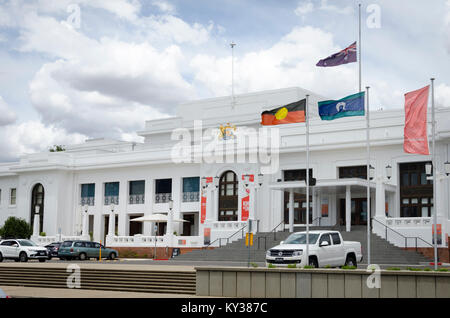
155;193;172;204
80;197;95;206
182;191;199;203
104;195;119;205
129;194;145;205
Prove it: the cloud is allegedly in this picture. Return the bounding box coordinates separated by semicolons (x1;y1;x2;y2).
0;97;17;126
0;120;86;162
445;0;450;53
151;0;175;14
436;83;450;107
295;1;314;16
319;0;354;15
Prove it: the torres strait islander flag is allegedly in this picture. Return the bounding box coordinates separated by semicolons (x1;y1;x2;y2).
404;85;430;155
318;92;365;120
261;99;306;125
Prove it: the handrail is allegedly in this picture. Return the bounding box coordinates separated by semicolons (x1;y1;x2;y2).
371;217;434;250
255;221;285;250
204;224;247;249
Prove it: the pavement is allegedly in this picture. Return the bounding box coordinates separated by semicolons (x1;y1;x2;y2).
0;285;205;298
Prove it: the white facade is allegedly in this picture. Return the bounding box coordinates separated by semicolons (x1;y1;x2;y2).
0;87;449;250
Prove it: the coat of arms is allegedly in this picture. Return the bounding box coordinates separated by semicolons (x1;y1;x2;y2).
219;123;237;140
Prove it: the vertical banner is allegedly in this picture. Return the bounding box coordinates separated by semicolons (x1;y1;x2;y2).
321;197;329;217
204;227;211;245
200;195;207;224
385;202;389;216
241;191;250;221
404;85;430;155
432;224;442;245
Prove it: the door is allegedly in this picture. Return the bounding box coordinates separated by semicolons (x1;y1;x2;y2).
317;234;333;266
0;241;13;257
284;192;313;225
339;198;368;225
330;232;345;266
182;214;195;236
129;215;143;236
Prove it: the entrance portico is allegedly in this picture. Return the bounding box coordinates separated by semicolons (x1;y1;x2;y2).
270;178;396;232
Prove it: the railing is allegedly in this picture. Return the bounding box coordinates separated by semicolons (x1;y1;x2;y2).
372;217;434;251
80;197;95;206
257;221;285;250
104;195;119;205
182;191;200;202
128;194;145;205
155;193;172;203
205;224;247;248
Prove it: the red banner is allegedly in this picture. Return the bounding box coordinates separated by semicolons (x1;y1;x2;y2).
241;196;249;221
200;195;207;224
404;85;430;155
242;174;254;182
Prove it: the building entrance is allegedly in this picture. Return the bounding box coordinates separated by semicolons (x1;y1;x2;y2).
339;198;367;226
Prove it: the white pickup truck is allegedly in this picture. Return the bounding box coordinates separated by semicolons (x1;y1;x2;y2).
0;239;48;262
266;230;363;268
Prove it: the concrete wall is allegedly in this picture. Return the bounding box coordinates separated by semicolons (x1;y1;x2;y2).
196;267;450;298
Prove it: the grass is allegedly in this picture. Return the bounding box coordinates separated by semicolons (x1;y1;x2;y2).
340;265;357;270
406;267;423;271
267;263;276;269
287;264;297;269
435;268;449;272
250;262;259;268
386;267;401;271
303;265;315;269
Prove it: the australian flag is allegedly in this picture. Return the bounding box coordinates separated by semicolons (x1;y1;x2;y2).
316;42;357;67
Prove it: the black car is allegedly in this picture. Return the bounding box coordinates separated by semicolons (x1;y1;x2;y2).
44;242;62;260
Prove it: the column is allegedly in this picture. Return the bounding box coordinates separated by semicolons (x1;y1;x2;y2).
346;186;351;232
375;178;385;218
108;210;115;236
118;181;127;236
143;177;152;235
289;189;294;233
33;213;40;237
81;210;88;237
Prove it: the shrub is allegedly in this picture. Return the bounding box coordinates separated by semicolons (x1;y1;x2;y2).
303;265;314;269
287;264;297;269
386;267;401;271
267;263;276;268
89;232;94;241
0;217;32;239
435;268;449;272
341;265;357;270
250;262;258;268
406;267;422;271
40;232;46;237
324;265;332;268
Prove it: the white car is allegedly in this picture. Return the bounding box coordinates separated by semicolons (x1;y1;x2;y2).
0;239;48;262
266;230;363;268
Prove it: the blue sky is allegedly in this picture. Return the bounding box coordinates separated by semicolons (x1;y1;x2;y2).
0;0;449;161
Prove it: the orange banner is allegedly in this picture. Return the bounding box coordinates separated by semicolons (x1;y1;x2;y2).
200;196;206;224
404;85;430;155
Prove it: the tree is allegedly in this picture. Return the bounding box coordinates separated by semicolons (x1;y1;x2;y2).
49;145;66;152
0;217;32;239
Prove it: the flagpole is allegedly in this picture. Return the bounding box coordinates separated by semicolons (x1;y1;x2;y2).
358;3;362;93
231;42;236;109
366;86;371;266
306;94;310;266
431;77;438;270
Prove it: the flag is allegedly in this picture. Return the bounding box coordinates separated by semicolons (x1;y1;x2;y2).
261;99;306;125
404;85;430;155
316;42;357;67
318;92;365;120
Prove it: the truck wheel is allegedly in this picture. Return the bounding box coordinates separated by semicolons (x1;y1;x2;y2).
0;252;3;262
19;252;28;262
39;259;46;263
308;257;318;268
345;255;357;267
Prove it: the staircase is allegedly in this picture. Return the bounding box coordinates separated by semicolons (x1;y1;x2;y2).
0;266;196;295
173;225;432;265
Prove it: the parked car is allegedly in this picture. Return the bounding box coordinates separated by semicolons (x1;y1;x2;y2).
0;239;48;262
44;242;62;260
58;240;119;260
266;230;363;268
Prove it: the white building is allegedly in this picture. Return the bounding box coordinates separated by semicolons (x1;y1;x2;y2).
0;87;449;254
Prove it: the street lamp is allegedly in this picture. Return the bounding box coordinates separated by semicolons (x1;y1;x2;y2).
385;165;392;180
445;161;450;176
369;165;375;180
425;162;433;176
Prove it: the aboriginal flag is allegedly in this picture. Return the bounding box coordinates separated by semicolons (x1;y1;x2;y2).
261;99;306;126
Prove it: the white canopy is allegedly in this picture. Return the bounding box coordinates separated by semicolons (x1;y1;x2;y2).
130;213;189;223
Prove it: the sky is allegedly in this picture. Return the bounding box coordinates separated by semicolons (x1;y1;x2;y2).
0;0;449;162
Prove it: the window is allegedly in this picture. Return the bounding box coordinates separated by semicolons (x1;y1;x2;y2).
129;180;145;204
218;171;238;221
319;234;331;245
182;177;200;202
74;242;85;247
339;166;367;179
155;179;172;203
61;241;73;247
283;169;313;181
10;188;16;205
81;184;95;206
400;162;433;217
104;182;119;205
331;233;341;245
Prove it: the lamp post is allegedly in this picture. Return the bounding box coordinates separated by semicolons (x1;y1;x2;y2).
242;173;263;233
385;165;392;180
81;204;88;239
